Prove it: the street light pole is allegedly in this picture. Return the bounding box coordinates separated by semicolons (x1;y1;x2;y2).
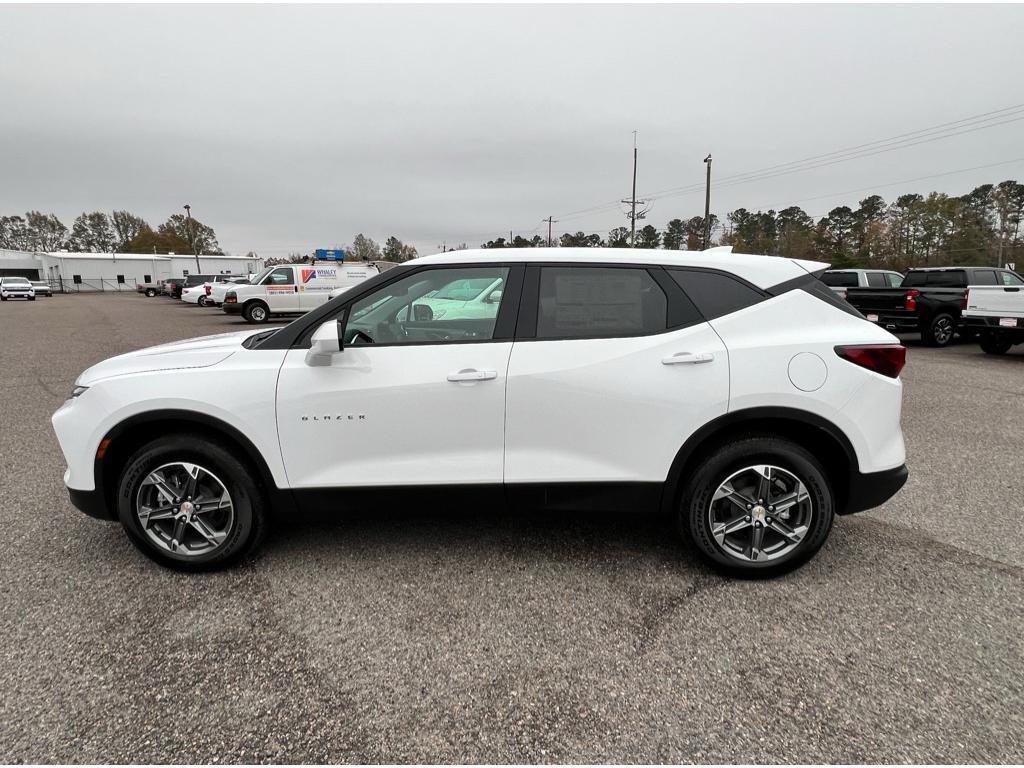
703;154;713;250
184;204;200;273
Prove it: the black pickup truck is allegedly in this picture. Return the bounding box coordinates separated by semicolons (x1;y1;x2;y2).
845;266;1024;347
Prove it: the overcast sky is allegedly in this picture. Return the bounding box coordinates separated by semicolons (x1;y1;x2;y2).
1;4;1022;257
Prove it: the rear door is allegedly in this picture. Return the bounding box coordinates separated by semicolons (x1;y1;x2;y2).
503;264;728;486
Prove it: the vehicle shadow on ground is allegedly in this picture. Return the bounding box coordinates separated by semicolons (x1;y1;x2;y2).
259;503;707;569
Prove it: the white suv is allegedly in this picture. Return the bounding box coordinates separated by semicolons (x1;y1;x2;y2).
52;247;908;576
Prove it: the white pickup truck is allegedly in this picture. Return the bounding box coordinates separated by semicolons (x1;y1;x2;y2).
962;281;1024;354
223;262;379;323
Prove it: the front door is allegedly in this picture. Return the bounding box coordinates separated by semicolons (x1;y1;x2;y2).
262;266;302;312
275;264;518;489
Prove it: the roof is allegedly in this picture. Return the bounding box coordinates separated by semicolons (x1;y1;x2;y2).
411;246;827;290
46;252;259;261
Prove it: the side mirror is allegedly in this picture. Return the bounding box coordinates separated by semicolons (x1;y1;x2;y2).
487;290;503;304
305;320;342;366
413;303;433;321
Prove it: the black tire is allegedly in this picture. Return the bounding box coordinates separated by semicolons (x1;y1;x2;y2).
28;296;35;301
197;295;208;307
243;300;270;324
116;435;267;571
979;333;1013;355
1;296;6;301
145;288;156;297
922;313;955;347
678;435;835;578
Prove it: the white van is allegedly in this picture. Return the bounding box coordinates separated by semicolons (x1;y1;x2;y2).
223;262;379;323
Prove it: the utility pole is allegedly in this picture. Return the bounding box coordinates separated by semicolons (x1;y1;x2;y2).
621;131;648;247
184;204;200;272
544;216;557;247
703;154;713;250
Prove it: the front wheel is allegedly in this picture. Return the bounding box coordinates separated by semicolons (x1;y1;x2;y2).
678;436;834;578
145;288;156;297
116;435;267;571
979;333;1013;355
28;296;35;301
923;313;955;347
243;301;269;324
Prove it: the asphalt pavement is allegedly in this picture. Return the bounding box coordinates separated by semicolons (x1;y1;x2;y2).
1;292;1022;763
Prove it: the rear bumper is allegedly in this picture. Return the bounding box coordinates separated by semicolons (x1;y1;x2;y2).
222;303;242;315
840;464;908;515
68;487;116;521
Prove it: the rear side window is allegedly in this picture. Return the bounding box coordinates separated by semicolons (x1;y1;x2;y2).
1000;271;1024;286
536;266;667;339
822;272;858;287
668;269;766;320
866;272;887;287
972;270;997;285
886;273;904;287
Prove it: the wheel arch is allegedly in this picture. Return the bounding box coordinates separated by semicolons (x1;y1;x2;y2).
661;407;858;517
95;409;292;521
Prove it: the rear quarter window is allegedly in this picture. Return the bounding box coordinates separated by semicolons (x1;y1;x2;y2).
668;269;767;320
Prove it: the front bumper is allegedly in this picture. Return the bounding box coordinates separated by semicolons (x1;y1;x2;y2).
68;487;116;520
840;464;908;515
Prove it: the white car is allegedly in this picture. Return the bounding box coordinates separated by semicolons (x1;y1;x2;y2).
0;277;36;301
52;247;908;576
180;283;210;305
821;269;904;299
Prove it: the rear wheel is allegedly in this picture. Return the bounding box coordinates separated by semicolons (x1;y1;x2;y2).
145;288;156;297
198;295;208;307
922;313;955;347
116;435;267;571
243;301;269;324
678;436;834;578
979;333;1013;355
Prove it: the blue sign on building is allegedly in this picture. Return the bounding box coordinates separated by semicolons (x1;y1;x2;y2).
314;248;345;261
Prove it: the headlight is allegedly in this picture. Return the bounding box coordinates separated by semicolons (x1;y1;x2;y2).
71;385;89;398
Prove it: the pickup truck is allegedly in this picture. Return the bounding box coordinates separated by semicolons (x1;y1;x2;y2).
821;269;903;300
846;266;1024;347
962;283;1024;354
135;281;164;297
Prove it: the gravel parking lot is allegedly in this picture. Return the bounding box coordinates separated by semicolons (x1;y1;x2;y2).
2;293;1022;763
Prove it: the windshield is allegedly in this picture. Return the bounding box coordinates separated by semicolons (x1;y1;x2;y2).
3;278;31;286
249;267;274;284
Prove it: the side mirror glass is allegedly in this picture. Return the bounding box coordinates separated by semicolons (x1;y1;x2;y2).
305;320;342;366
487;290;503;304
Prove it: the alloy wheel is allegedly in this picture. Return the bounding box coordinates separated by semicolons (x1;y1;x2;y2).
708;464;812;563
934;317;953;345
136;462;234;557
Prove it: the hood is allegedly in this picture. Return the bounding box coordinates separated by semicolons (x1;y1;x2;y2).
77;330;253;386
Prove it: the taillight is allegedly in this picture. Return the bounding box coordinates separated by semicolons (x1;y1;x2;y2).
205;284;212;295
835;345;906;378
225;291;237;304
842;288;848;301
960;288;969;310
904;289;919;311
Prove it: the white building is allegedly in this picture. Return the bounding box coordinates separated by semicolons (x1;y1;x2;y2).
0;249;264;291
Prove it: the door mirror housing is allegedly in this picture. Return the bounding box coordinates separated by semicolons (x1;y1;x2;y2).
305;320;342;366
412;303;433;321
487;289;503;304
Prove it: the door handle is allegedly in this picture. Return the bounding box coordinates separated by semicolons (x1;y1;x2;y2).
662;352;715;365
447;369;497;382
